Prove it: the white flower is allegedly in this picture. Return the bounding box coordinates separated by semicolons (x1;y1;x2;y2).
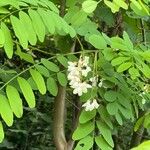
90;76;98;86
67;62;77;72
92;99;99;109
82;99;99;111
81;66;91;77
83;56;90;66
98;81;103;87
73;82;92;96
142;99;146;104
98;79;105;88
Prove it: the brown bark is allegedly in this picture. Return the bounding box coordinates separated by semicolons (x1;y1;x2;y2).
53;86;67;150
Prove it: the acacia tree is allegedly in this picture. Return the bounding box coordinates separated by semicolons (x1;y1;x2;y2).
0;0;150;150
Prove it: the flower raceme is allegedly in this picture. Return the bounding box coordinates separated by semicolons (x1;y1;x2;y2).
82;99;99;111
67;56;92;96
67;56;100;111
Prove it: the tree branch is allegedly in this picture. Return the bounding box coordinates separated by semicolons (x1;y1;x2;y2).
53;86;67;150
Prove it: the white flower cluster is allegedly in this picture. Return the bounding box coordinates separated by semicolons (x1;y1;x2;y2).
67;56;92;96
82;99;99;111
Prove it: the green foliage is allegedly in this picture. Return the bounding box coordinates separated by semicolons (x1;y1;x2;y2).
0;0;149;149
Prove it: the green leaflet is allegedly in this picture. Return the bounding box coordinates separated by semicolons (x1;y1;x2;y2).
41;58;59;72
131;140;150;150
38;9;55;34
74;136;94;150
95;136;113;150
106;101;118;115
104;90;118;102
28;77;38;90
29;69;46;95
35;65;50;77
17;77;35;108
111;37;128;51
82;0;98;14
79;109;96;124
117;62;132;72
70;10;87;27
98;105;113;129
96;121;114;147
115;112;123;125
0;28;5;46
56;55;68;68
123;31;133;51
6;85;23;118
57;72;68;86
10;15;28;49
104;0;119;13
72;121;94;140
40;0;59;14
47;77;58;96
16;45;34;64
129;67;140;79
111;57;130;66
19;11;37;45
113;0;128;10
88;34;107;49
0;7;10;14
28;9;45;42
0;94;13;127
0;122;4;143
1;22;13;59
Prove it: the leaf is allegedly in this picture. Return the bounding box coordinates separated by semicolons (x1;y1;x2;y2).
129;67;140;79
106;102;118;115
95;136;113;150
6;85;23;118
89;34;107;49
131;140;150;150
35;65;50;77
74;136;94;150
57;72;67;86
115;112;123;125
82;0;98;13
38;8;55;34
41;58;59;72
29;69;46;95
113;0;128;10
70;10;87;27
47;77;58;96
111;37;128;50
79;109;96;124
0;7;10;14
72;121;94;140
17;77;35;108
27;77;38;90
117;62;132;72
1;22;13;59
104;0;120;13
0;122;4;143
40;0;59;14
0;94;13;127
57;55;68;68
104;91;118;102
10;15;28;49
98;105;113;129
123;31;133;50
96;121;114;147
111;57;130;66
134;116;144;131
28;9;45;42
16;45;34;64
0;28;5;46
19;11;37;45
